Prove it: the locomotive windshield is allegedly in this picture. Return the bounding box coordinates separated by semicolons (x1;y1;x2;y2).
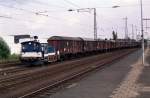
41;43;55;54
21;41;41;52
47;46;55;53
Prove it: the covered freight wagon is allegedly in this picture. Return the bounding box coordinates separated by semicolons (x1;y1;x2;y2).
47;36;84;59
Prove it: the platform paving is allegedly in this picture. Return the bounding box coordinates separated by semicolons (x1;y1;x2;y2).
136;49;150;98
45;49;148;98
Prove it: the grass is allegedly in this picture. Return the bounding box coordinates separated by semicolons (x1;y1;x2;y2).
0;53;19;64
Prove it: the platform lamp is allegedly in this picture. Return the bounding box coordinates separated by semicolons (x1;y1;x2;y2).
140;0;145;65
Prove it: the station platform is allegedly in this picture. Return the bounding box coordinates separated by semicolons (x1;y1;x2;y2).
46;49;150;98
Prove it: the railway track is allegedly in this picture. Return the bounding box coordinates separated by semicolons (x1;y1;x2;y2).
0;51;116;91
0;62;26;78
0;50;117;85
0;66;38;77
0;50;120;78
0;62;20;68
0;49;138;98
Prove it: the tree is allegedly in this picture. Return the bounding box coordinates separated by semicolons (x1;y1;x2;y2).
112;31;118;40
0;37;10;59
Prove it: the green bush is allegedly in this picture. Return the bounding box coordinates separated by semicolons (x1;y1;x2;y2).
9;53;19;60
0;37;10;59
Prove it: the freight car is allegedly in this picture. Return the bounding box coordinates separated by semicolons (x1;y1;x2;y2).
20;36;140;65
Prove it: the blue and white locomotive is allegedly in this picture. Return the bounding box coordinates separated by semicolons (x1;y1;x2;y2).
20;40;58;65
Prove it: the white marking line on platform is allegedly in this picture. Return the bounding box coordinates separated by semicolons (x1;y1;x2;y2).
110;49;149;98
66;83;78;89
144;63;149;67
141;86;150;92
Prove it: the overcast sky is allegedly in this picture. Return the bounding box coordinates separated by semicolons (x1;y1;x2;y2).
0;0;150;53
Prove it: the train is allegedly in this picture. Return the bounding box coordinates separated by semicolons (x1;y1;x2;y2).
20;36;141;65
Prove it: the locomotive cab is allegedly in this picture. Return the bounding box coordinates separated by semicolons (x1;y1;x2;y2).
41;43;58;62
20;41;42;64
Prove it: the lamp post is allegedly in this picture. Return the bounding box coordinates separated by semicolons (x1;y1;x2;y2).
69;8;97;40
68;6;119;40
140;0;144;65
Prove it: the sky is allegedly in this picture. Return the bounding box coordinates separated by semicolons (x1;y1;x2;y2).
0;0;150;54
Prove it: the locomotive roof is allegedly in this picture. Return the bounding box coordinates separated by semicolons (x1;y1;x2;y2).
48;36;83;41
21;40;40;44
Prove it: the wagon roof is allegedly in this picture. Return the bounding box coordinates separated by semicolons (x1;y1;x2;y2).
116;39;136;42
48;36;83;41
81;38;95;41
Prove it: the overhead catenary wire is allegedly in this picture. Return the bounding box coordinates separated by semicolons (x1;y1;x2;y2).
0;14;92;36
0;3;92;27
0;12;92;30
0;4;34;13
11;0;69;9
63;0;81;8
0;15;12;19
0;4;62;20
1;1;147;38
1;1;142;30
0;5;93;35
0;3;68;15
